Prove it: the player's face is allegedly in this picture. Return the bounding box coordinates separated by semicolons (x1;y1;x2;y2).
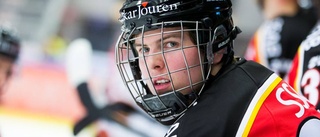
0;55;13;94
134;27;204;95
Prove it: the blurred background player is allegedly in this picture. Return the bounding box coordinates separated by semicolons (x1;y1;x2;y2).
245;0;317;78
0;26;20;97
287;0;320;110
65;38;168;137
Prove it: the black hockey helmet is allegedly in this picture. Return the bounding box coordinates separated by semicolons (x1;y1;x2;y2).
0;27;20;61
116;0;241;125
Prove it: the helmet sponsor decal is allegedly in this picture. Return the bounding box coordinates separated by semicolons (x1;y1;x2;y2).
120;2;179;21
218;37;230;48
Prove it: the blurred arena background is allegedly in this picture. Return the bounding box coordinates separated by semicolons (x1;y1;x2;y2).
0;0;263;137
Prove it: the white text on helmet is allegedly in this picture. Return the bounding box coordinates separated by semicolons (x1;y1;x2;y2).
121;3;179;20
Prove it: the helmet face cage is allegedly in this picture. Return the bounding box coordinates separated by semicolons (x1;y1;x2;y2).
116;0;239;125
116;21;215;125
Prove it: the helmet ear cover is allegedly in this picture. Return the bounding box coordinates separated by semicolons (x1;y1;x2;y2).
187;17;241;64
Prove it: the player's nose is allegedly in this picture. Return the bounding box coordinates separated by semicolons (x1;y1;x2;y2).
146;52;165;70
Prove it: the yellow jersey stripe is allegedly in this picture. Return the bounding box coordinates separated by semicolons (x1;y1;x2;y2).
236;74;282;137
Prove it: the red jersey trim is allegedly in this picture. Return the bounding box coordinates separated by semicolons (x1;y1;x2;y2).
236;74;282;137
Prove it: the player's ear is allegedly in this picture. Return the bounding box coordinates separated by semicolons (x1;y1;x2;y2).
212;48;226;64
209;48;226;76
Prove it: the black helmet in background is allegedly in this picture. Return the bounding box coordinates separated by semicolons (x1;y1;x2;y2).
116;0;241;125
0;27;20;61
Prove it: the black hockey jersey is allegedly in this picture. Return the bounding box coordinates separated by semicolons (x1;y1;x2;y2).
165;58;320;137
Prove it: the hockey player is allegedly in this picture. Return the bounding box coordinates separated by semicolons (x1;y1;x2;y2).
0;27;20;96
287;0;320;110
245;0;317;78
115;0;320;136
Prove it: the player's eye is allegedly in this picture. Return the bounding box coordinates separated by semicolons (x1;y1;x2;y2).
138;46;150;53
165;42;178;48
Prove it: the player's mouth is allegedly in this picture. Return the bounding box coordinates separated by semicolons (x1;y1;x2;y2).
153;79;171;93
